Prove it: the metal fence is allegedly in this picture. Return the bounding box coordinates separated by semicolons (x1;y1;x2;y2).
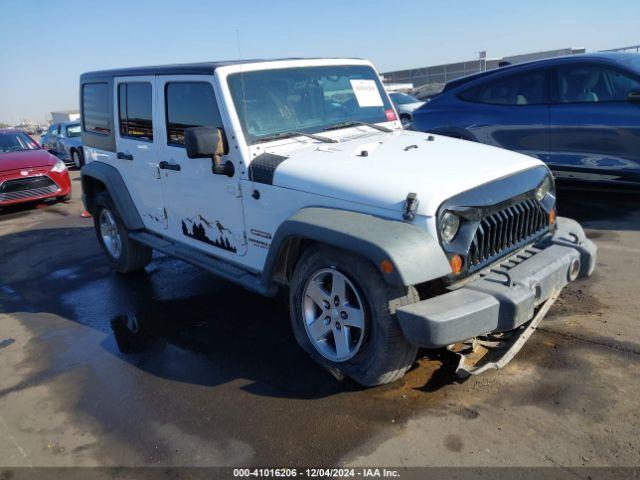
381;47;588;90
601;45;640;53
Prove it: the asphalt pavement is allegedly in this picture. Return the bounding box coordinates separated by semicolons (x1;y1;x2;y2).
0;171;638;471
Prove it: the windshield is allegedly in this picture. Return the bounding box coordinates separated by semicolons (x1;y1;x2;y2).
228;64;395;144
0;132;40;154
390;92;420;104
66;123;81;137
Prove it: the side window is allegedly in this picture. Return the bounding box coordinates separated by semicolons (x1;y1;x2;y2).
66;123;81;138
165;82;222;146
82;83;111;134
556;64;640;103
608;70;640;99
459;70;546;106
118;82;153;141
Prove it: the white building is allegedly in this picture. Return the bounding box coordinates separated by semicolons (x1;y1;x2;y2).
51;110;80;123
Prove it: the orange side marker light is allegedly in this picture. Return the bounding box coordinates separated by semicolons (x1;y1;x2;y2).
380;259;394;275
450;255;463;274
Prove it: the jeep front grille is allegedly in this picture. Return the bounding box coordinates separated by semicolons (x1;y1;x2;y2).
0;176;59;202
468;198;549;268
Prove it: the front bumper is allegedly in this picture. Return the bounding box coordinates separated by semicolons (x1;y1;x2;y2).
397;217;596;348
0;171;71;206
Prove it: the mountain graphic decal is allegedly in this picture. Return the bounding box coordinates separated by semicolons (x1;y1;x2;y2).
181;215;237;253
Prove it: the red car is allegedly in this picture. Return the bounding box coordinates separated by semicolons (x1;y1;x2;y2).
0;129;71;207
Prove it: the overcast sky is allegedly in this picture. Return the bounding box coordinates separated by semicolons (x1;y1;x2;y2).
1;0;638;124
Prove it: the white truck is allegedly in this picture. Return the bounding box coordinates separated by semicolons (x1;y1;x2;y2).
79;58;596;386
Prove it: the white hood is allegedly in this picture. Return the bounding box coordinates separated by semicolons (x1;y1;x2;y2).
264;130;542;217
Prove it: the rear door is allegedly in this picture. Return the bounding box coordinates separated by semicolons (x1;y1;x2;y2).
155;75;247;257
548;62;640;183
113;76;167;231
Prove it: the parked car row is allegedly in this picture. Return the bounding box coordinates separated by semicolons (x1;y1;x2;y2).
387;92;426;126
410;52;640;187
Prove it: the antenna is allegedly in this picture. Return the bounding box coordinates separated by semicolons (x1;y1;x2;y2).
236;29;249;137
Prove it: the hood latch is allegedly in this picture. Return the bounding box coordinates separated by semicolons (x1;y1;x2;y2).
403;192;419;221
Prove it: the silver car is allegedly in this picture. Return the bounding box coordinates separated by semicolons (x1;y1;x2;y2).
389;92;426;127
40;121;84;168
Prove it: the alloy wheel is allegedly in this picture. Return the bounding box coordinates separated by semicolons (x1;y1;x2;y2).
302;268;366;362
99;209;122;259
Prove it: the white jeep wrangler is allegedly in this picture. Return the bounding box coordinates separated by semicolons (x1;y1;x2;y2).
80;58;596;386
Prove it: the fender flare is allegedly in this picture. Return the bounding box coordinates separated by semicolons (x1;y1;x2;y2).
261;207;452;287
81;161;144;230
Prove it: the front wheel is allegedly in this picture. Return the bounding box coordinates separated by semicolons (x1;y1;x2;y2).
93;192;152;273
289;245;419;386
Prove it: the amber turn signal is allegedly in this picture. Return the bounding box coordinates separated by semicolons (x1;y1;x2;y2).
380;259;394;274
449;255;463;274
549;208;557;225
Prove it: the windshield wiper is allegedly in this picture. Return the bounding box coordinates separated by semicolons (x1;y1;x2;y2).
257;131;338;144
324;120;393;133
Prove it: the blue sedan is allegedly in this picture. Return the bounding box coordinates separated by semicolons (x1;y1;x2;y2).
411;53;640;186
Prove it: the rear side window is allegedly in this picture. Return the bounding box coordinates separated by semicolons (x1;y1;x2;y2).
165;82;222;146
459;70;546;106
118;83;153;141
82;83;111;134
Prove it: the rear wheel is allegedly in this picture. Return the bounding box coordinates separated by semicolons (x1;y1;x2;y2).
93;192;152;273
289;245;419;386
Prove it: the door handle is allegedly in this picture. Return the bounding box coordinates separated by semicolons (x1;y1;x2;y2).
117;152;134;160
158;160;181;171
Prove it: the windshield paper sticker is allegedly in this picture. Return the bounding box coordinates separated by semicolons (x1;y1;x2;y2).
350;79;384;107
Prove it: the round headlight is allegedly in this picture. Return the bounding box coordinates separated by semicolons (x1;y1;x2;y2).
535;175;552;201
440;212;460;243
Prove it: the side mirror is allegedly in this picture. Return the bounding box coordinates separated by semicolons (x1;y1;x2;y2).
628;89;640;104
184;126;234;177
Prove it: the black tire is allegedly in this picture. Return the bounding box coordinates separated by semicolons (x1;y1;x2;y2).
289;244;419;386
93;191;152;273
78;147;85;168
71;149;85;169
